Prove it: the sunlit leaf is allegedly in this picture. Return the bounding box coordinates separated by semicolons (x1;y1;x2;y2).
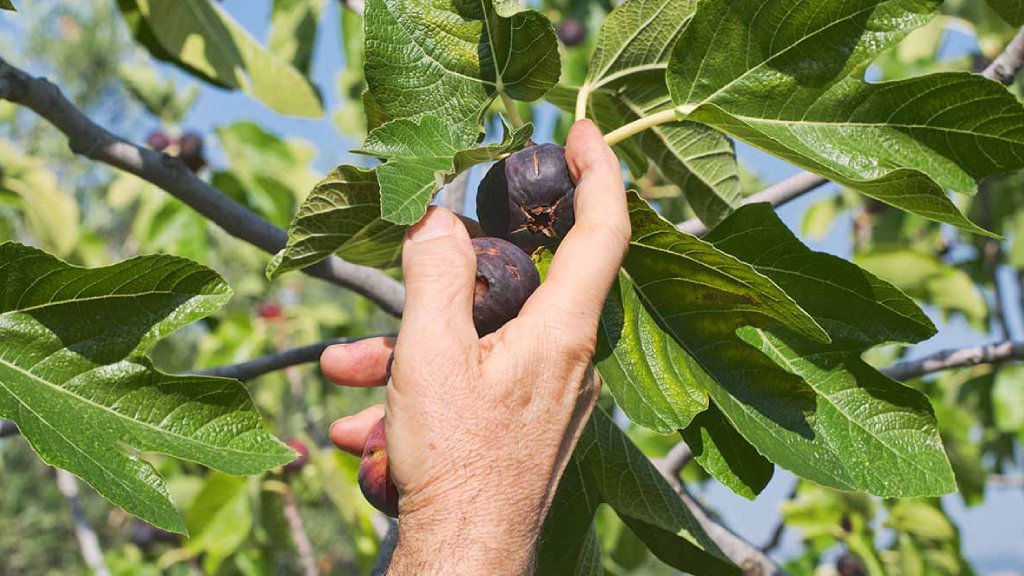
269;165;406;277
666;0;1024;236
0;243;292;533
364;0;559;126
360;116;532;224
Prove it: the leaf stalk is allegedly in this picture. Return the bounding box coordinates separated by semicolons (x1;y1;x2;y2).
603;108;686;146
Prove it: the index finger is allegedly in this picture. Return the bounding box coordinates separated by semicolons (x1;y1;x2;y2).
517;120;630;334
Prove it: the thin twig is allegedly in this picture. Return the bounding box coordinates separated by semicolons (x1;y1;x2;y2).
653;440;694;480
196;334;393;381
56;470;112;576
0;57;406;317
761;481;799;554
660;469;784;575
281;485;319;576
881;341;1024;381
677;172;830;236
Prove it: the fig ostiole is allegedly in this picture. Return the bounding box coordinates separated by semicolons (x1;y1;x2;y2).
471;237;541;336
477;144;576;254
358;417;399;518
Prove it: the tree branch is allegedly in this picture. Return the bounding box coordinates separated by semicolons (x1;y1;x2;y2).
0;56;406;317
653;439;694;479
983;27;1024;85
659;469;785;575
678;171;829;236
881;341;1024;381
194;334;393;381
281;484;319;576
56;470;112;576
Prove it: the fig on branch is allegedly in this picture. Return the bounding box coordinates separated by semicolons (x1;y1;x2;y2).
557;18;587;47
283;439;309;473
472;237;541;336
145;130;172;151
477;144;576;254
358;417;399;517
177;131;206;172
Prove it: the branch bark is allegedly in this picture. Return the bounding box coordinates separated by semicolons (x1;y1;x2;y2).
677;171;829;236
659;468;784;575
983;27;1024;85
0;56;406;317
56;470;112;576
195;335;393;382
881;340;1024;381
282;484;319;576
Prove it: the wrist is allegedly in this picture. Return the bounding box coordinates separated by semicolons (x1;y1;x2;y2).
390;493;545;575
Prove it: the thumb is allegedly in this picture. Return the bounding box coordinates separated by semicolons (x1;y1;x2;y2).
399;207;478;348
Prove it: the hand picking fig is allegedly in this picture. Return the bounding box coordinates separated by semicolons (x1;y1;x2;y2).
472;237;541;336
358;417;399;517
477;144;576;254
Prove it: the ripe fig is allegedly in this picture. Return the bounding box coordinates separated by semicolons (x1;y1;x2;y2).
146;130;172;151
177;131;206;172
477;144;576;254
557;18;586;47
358;417;399;517
472;237;541;336
284;439;309;473
258;301;283;320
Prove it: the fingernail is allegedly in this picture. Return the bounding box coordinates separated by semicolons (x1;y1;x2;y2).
408;208;454;244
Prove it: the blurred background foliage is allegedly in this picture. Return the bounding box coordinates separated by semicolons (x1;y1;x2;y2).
0;0;1022;575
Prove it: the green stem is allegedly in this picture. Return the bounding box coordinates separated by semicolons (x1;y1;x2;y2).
603;108;686;146
575;84;591;122
500;92;525;129
846;533;887;576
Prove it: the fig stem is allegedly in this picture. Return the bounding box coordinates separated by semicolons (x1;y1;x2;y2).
604;107;689;146
574;84;590;122
500;92;525;129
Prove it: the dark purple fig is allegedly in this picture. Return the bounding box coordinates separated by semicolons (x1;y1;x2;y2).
472;237;541;336
557;18;586;47
177;131;206;172
146;130;172;151
358;417;399;517
477;144;576;254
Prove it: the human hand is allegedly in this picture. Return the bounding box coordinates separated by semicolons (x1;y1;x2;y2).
322;120;630;575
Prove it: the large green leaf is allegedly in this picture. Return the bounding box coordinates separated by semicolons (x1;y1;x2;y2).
364;0;560;126
0;0;15;11
666;0;1024;235
269;0;326;74
987;0;1024;25
582;0;740;225
126;0;323;117
360;116;532;224
703;203;954;497
0;243;292;533
537;408;738;576
596;194;827;435
268;165;406;277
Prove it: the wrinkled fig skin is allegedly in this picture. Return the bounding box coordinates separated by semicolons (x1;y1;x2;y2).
358;417;399;517
472;237;541;336
477;144;576;254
